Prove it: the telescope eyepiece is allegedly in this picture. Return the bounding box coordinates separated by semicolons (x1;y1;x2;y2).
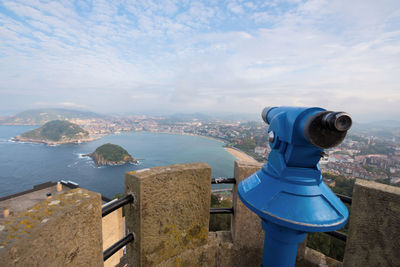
261;107;274;124
322;112;352;132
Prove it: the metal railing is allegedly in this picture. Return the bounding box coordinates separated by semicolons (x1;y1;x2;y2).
212;177;236;184
102;194;135;261
335;193;352;205
103;233;134;261
102;194;134;217
210;177;352;242
210;207;234;214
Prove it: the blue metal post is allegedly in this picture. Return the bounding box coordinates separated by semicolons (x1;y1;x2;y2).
262;221;306;267
238;106;352;267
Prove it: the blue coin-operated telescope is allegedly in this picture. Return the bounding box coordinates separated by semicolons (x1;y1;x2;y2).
238;106;352;267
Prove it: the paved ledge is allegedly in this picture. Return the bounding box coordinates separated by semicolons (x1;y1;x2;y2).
0;183;73;220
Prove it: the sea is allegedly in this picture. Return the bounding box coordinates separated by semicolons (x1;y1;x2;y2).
0;125;236;199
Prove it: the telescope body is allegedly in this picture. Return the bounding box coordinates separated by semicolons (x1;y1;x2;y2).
238;106;351;267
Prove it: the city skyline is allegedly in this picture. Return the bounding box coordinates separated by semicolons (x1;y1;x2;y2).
1;0;400;122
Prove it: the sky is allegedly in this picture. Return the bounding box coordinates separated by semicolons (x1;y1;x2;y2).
0;0;399;122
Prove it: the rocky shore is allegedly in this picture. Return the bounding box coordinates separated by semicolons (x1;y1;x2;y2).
12;120;97;146
12;135;100;146
86;152;138;166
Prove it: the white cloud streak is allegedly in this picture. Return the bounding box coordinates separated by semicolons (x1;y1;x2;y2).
0;0;399;121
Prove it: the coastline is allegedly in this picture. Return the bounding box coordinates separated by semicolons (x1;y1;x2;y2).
12;134;103;146
224;147;259;163
153;131;228;144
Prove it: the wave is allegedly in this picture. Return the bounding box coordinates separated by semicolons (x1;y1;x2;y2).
67;161;79;168
76;153;90;159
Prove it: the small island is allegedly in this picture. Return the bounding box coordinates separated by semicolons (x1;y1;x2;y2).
13;120;94;145
86;143;138;166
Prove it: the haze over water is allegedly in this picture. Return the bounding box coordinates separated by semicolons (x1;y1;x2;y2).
0;126;235;198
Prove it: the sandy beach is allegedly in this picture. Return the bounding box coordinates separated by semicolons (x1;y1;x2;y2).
225;147;259;163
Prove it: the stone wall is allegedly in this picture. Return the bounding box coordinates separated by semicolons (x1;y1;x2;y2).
343;179;400;267
125;162;212;267
231;161;264;253
0;188;103;267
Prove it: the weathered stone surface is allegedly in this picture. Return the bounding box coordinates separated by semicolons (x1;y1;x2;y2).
232;160;264;252
296;239;308;263
156;231;229;267
125;162;211;267
343;179;400;267
157;231;264;267
0;188;103;267
296;247;342;267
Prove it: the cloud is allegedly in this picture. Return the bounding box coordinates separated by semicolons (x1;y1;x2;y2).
0;0;399;121
35;101;90;110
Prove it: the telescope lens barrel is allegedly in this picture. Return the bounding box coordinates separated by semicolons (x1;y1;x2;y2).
322;112;352;132
261;107;274;124
305;111;352;149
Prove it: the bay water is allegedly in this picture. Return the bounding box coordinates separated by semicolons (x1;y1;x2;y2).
0;126;235;198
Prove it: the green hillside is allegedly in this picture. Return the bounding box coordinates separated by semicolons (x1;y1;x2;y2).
0;108;103;125
88;143;137;166
21;120;88;142
93;143;132;162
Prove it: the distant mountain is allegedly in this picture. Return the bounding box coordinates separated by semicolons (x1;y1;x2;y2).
86;143;138;166
168;113;213;122
163;112;259;123
350;120;400;141
0;108;104;125
13;120;93;145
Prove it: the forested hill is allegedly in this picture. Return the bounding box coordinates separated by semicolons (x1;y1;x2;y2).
87;143;138;166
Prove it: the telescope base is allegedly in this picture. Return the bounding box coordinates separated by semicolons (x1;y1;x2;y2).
262;220;306;267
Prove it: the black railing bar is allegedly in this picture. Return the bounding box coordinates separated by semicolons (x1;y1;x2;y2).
210;177;352;204
335;193;352;204
326;230;347;242
210;207;234;214
102;198;118;208
102;194;134;217
211;177;236;184
103;233;134;261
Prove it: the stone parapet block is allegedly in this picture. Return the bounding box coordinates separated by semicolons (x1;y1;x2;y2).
296;247;342;267
0;188;103;267
343;179;400;267
232;160;264;252
125;162;211;267
156;231;265;267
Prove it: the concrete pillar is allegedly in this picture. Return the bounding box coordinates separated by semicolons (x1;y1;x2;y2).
343;179;400;267
231;160;264;265
125;162;211;267
0;188;103;266
232;160;264;249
